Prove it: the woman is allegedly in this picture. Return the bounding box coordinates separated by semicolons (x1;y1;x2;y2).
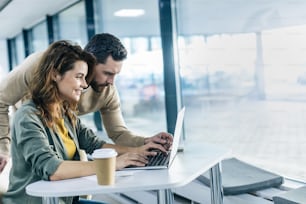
2;40;155;204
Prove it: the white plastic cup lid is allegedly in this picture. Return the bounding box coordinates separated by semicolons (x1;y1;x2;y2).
92;148;117;159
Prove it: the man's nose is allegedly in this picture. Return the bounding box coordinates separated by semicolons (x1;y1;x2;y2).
107;76;115;84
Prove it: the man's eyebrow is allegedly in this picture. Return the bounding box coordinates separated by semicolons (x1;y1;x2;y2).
104;70;116;75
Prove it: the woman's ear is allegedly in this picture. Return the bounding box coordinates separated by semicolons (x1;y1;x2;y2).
52;71;60;82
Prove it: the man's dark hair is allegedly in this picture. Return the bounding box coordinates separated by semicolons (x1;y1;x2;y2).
84;33;128;64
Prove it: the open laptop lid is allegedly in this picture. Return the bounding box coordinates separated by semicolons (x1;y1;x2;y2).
122;107;185;170
167;106;185;167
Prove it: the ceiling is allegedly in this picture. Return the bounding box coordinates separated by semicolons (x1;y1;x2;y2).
2;0;306;40
0;0;78;39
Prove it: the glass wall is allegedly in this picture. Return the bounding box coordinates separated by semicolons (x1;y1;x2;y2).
0;40;8;80
263;26;306;101
54;1;87;47
176;0;306;181
94;0;166;135
3;0;306;182
15;33;25;65
31;21;49;52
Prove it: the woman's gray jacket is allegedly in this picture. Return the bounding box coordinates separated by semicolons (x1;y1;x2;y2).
2;100;106;204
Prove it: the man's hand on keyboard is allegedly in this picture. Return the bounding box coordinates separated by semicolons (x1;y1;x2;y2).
136;141;168;157
144;132;173;151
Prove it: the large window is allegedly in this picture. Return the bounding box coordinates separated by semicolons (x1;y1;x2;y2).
263;26;306;101
15;33;25;65
176;0;306;181
0;40;8;80
94;0;166;135
31;21;49;52
54;1;87;47
4;0;306;182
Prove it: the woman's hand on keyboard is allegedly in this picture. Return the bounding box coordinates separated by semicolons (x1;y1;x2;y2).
116;152;148;170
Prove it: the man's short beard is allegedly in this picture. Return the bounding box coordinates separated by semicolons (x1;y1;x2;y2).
90;81;109;92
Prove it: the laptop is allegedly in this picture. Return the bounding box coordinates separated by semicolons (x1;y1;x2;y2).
123;107;185;170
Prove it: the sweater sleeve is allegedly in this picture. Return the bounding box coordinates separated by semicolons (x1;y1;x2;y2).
0;52;43;156
101;86;145;147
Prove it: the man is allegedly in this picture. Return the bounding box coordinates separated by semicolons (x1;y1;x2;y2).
0;33;173;173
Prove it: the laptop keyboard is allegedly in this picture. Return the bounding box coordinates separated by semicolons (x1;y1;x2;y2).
147;151;170;166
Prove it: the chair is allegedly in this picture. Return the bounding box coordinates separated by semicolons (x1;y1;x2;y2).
197;157;284;195
273;186;306;204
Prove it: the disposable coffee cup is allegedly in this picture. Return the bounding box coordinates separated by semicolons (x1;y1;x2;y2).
92;148;117;185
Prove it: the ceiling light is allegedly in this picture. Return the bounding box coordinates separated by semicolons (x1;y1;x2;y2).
114;9;145;17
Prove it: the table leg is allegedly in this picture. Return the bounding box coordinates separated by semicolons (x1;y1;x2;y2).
209;163;223;204
157;189;174;204
42;197;59;204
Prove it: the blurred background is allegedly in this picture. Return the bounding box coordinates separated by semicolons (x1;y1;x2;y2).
1;0;306;182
